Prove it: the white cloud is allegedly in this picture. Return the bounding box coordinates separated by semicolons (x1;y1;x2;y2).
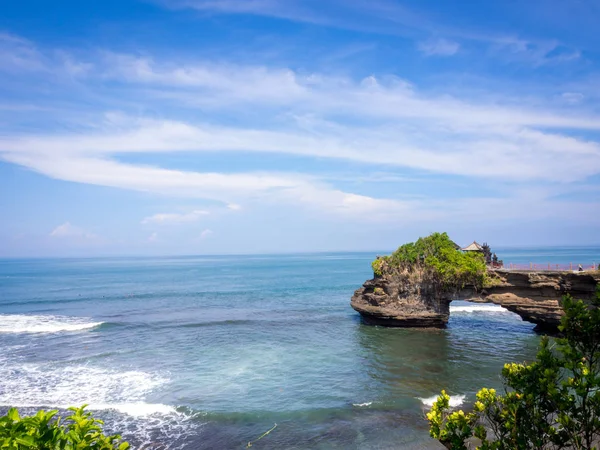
488;36;580;67
78;54;600;133
0;33;45;72
142;209;210;224
0;37;599;225
160;0;426;36
3;112;599;185
562;92;585;104
227;203;242;211
199;229;213;239
148;232;158;242
50;222;97;239
418;38;460;56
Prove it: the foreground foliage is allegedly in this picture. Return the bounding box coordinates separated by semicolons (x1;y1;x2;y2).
372;232;488;292
427;289;600;449
0;406;129;449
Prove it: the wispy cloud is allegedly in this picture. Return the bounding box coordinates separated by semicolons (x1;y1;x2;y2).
0;32;45;72
50;222;97;239
487;36;580;67
561;92;584;104
164;0;583;68
199;228;213;239
84;53;598;130
0;34;599;226
142;209;210;225
162;0;429;36
418;38;460;56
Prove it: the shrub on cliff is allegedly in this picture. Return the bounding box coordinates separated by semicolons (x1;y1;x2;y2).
372;232;488;292
0;405;129;449
427;289;600;449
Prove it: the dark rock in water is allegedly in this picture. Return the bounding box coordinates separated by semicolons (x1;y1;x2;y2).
351;269;600;332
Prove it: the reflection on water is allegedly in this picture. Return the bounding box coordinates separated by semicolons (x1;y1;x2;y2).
353;301;540;411
356;325;452;404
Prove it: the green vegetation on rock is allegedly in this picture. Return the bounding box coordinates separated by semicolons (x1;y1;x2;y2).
372;232;488;292
427;288;600;449
0;405;129;450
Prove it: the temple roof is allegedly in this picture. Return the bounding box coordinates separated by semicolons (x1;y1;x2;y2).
462;241;484;252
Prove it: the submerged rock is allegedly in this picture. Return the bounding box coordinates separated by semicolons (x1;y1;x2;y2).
351;268;600;332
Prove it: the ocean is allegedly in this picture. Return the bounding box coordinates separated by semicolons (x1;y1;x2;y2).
1;247;598;449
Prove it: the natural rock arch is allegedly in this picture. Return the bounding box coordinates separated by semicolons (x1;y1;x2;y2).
351;269;600;332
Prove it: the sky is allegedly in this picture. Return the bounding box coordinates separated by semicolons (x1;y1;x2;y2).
1;0;600;257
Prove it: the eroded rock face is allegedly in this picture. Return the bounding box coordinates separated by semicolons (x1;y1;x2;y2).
351;269;600;331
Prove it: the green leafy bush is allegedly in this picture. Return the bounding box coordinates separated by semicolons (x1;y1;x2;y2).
372;232;488;292
371;258;386;277
427;288;600;449
0;405;129;449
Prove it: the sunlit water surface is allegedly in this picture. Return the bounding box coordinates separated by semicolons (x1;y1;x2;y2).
1;248;597;448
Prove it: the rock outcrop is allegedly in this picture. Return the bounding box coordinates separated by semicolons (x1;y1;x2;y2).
351;268;600;331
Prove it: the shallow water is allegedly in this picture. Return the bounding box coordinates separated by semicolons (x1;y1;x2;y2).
0;249;595;449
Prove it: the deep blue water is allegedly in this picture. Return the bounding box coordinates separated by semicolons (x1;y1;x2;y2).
1;248;598;449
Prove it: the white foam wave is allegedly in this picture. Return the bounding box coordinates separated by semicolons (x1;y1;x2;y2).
0;365;169;415
6;402;177;418
419;394;466;408
0;314;103;334
0;362;192;448
352;402;372;407
90;402;178;417
450;305;509;314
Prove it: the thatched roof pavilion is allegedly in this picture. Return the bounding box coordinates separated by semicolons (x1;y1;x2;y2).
461;241;484;252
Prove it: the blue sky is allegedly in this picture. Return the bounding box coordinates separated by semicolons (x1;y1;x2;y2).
1;0;600;256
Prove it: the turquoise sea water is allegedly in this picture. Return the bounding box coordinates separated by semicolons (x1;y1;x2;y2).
0;247;598;449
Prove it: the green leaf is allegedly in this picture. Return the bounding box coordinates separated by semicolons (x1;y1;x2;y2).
14;435;36;447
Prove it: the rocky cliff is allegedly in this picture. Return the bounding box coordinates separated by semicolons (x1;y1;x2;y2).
351;268;600;331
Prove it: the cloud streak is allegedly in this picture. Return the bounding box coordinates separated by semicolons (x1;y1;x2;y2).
50;222;97;240
0;34;599;226
142;210;210;224
418;38;460;56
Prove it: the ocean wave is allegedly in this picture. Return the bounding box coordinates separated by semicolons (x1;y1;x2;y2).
0;363;193;448
180;319;255;328
352;402;372;407
0;365;168;414
5;402;178;418
0;314;103;334
419;394;465;408
93;402;178;417
450;305;509;314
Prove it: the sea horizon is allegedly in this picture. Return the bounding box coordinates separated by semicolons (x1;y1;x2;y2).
2;243;600;261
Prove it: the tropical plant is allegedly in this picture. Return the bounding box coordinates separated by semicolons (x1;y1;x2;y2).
481;243;492;265
0;405;129;449
426;288;600;449
372;232;489;293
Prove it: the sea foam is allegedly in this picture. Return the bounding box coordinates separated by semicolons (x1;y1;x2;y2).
0;362;190;447
6;402;178;418
0;314;103;334
450;305;509;314
352;402;372;407
0;364;169;414
419;394;466;408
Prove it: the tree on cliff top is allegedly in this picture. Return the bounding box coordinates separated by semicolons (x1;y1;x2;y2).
372;232;488;292
427;288;600;449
